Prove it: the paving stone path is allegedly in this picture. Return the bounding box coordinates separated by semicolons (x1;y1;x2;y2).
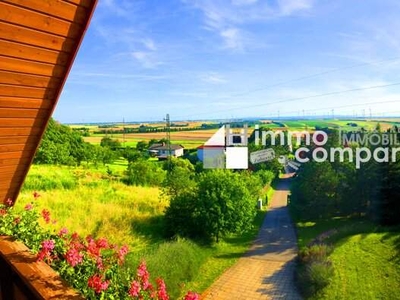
202;174;302;300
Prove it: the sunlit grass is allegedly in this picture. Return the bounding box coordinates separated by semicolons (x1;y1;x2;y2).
16;164;268;298
18;165;166;250
314;232;400;300
291;211;400;299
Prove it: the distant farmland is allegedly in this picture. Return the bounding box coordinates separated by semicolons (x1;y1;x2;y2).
73;118;400;149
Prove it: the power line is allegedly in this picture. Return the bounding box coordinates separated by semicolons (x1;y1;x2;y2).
275;99;400;117
228;56;400;98
176;81;400;120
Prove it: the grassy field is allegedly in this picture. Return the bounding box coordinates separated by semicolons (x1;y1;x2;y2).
16;164;267;298
73;118;400;151
82;129;218;149
292;214;400;300
317;232;400;300
280;119;396;131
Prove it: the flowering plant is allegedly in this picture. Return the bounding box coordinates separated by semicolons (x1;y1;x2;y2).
0;194;199;300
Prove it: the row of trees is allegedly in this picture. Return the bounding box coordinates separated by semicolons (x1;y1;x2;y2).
290;129;400;225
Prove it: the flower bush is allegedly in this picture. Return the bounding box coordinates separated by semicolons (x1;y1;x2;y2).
0;194;199;300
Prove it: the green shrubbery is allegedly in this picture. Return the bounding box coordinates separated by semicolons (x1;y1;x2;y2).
123;160;166;186
296;244;334;298
165;169;259;242
127;239;206;299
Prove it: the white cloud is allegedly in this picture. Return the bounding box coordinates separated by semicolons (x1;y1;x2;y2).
131;51;161;69
277;0;314;16
201;72;228;84
231;0;258;6
220;28;243;50
183;0;315;51
142;38;157;51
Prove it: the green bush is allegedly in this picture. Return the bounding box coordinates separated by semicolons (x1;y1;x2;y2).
165;170;257;242
126;239;205;299
297;260;334;297
123;160;166;186
298;244;333;264
296;244;334;298
255;170;275;185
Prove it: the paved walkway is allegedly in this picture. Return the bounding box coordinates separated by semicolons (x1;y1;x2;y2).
202;174;302;300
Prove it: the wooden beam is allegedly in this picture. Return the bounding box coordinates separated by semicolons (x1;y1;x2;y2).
0;21;75;52
0;56;64;78
0;40;69;65
0;127;43;136
0;118;45;128
0;136;40;145
0;144;35;153
0;97;54;109
0;85;56;99
0;2;82;38
2;0;89;25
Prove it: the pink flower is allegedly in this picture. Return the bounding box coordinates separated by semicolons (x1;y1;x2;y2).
117;245;129;264
58;227;68;237
41;209;51;224
5;198;13;206
33;191;40;199
14;217;21;224
128;280;141;297
37;240;55;262
137;261;149;279
156;278;169;300
184;291;200;300
96;238;108;249
88;274;109;294
96;257;104;270
42;239;55;251
71;232;79;241
137;261;152;291
65;247;83;267
87;240;100;257
24;203;33;211
0;208;7;216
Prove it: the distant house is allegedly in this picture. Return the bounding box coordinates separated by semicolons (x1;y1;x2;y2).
148;143;184;159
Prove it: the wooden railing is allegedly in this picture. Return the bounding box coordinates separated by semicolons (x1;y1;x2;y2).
0;236;83;300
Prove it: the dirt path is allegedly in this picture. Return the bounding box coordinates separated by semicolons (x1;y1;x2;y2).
202;174;301;300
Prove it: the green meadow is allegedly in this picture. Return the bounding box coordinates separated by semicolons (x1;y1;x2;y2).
292;215;400;299
16;164;268;298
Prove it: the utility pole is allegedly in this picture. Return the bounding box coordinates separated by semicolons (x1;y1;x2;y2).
122;117;125;147
165;114;172;172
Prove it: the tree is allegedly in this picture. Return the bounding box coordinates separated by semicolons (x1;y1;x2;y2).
100;137;121;150
122;147;143;163
165;169;257;242
162;157;196;197
124;160;166;186
136;141;148;152
34;118;87;165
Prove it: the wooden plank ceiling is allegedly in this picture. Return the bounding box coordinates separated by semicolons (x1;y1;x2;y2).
0;0;98;204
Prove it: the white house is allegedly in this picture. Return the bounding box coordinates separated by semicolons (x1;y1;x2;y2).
148;143;184;159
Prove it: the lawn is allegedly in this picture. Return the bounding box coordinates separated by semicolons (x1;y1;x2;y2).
16;164;267;298
291;213;400;300
315;232;400;300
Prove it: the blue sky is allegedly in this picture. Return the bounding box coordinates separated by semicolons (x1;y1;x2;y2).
54;0;400;123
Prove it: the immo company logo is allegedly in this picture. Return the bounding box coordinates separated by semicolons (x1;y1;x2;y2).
201;123;400;170
202;124;249;169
